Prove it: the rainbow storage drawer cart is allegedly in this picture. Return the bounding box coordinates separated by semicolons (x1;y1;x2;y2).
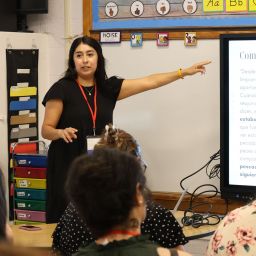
12;141;48;224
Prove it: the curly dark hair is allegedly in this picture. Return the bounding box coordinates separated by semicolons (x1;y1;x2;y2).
95;124;141;158
66;148;149;238
64;36;107;88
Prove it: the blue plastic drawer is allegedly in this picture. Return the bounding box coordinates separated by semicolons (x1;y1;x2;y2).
14;154;47;167
15;188;46;200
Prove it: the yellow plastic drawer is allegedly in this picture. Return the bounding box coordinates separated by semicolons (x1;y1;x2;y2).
15;178;46;189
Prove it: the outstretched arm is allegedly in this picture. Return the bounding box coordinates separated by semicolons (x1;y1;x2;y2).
118;60;211;100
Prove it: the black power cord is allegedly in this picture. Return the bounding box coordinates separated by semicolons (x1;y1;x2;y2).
179;150;228;228
180;150;220;194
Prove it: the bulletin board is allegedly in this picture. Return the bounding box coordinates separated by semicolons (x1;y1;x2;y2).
83;0;256;39
93;0;256;30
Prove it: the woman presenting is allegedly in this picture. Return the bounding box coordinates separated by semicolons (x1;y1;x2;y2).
42;35;210;223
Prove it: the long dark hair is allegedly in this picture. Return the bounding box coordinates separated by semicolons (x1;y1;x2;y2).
64;36;107;88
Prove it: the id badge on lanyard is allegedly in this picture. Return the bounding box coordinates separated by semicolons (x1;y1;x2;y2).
86;136;101;154
76;79;98;154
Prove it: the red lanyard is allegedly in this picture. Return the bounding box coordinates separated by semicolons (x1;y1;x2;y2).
76;79;97;135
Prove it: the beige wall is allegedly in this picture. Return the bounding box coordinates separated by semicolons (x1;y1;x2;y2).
0;32;49;209
0;0;220;197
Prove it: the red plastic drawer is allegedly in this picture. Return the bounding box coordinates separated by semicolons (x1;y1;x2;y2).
10;142;37;154
14;167;46;179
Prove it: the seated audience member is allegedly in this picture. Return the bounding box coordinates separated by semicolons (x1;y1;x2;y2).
0;169;12;242
52;125;188;255
206;200;256;256
66;148;191;256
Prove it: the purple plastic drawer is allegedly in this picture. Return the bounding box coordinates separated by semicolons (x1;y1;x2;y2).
15;209;46;222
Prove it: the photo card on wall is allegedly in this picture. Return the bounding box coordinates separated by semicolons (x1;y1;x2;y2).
157;32;169;46
130;32;143;47
184;32;197;46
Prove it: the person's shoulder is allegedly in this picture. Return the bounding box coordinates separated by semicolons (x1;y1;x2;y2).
147;202;166;212
225;199;256;219
73;242;97;256
107;75;124;80
55;77;75;86
244;199;256;209
146;202;172;218
105;76;124;84
157;248;192;256
49;78;76;92
105;76;124;89
100;76;124;97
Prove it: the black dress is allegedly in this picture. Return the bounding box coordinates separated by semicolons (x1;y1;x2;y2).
52;202;188;256
42;77;123;223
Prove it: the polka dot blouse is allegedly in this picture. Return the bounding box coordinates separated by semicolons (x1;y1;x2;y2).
51;202;188;256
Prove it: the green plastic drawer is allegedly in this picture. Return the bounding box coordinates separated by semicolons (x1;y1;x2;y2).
15;188;46;200
15;199;46;211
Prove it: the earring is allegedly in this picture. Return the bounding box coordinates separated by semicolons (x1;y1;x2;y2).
129;218;140;228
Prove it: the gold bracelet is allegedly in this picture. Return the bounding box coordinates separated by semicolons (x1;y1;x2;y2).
178;68;184;79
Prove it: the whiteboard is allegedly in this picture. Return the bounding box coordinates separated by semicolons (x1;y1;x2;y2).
102;39;220;192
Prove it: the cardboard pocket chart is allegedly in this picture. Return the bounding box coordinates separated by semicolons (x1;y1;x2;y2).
10;86;37;97
10;113;37;125
6;49;39;220
10;99;37;111
10;127;37;139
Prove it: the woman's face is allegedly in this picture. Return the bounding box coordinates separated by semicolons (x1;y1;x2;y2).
73;43;98;81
